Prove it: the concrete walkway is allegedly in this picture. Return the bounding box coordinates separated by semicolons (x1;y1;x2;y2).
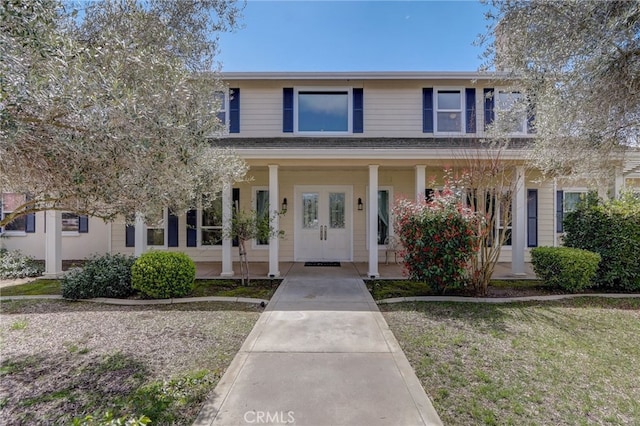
194;262;442;426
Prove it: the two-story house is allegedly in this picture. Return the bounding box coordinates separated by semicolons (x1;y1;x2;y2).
3;72;640;277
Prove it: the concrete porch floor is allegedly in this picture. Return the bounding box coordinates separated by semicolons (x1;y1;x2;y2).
195;261;537;280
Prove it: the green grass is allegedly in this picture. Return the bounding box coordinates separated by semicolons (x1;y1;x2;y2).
190;279;279;299
382;297;640;425
366;279;549;300
1;279;279;300
0;280;61;296
366;279;435;300
10;319;28;330
489;280;544;289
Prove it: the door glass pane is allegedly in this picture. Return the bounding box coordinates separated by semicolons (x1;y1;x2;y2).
302;193;319;229
329;192;345;229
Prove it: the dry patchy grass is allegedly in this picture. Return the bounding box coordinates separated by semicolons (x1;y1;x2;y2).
0;300;261;425
382;298;640;425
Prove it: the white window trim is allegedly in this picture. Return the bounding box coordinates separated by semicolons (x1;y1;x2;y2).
1;193;27;236
62;212;80;236
496;194;512;248
495;87;528;136
434;87;465;135
219;88;231;133
294;86;353;135
562;188;589;215
198;198;223;249
146;210;168;249
252;186;270;250
364;186;394;247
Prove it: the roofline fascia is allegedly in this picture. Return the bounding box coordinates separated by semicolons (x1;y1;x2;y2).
229;148;529;161
219;71;513;81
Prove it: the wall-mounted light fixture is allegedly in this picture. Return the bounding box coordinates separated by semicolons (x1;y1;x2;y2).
281;197;288;213
357;198;363;211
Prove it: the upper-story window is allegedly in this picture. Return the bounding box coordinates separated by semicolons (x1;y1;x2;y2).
495;90;527;134
435;88;464;133
295;88;351;133
213;90;228;128
1;193;26;233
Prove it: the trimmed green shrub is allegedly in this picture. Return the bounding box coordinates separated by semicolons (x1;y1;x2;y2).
563;192;640;291
0;248;44;279
62;253;136;299
131;251;195;299
531;246;600;292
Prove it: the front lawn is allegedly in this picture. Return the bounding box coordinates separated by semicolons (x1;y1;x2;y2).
366;279;551;300
0;300;260;425
0;279;280;300
382;298;640;425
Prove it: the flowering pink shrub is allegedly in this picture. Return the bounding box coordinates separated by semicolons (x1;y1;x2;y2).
392;181;481;294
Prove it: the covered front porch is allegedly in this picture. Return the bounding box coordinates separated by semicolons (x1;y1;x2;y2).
194;261;537;280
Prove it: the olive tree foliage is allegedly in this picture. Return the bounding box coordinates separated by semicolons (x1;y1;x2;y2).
480;0;640;183
0;0;247;226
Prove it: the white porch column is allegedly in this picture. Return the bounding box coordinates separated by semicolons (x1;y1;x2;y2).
511;166;526;275
44;210;62;277
368;164;380;278
614;166;625;199
221;181;234;277
134;213;146;257
415;164;426;202
268;164;280;277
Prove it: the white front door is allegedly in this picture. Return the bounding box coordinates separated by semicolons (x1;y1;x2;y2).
295;185;352;261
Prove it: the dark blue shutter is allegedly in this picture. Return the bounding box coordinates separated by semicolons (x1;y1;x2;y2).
465;88;476;133
229;88;240;133
125;224;135;247
527;189;538;247
232;188;240;247
556;190;564;233
484;88;494;130
78;215;88;233
283;88;293;132
422;88;434;133
353;88;363;133
168;210;178;247
25;213;36;233
186;209;197;247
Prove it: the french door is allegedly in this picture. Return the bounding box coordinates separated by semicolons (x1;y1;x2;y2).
294;186;352;261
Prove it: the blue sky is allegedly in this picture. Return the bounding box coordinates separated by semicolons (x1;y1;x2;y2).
216;0;491;72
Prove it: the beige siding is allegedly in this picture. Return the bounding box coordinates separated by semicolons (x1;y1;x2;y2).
224;79;499;139
2;213;110;260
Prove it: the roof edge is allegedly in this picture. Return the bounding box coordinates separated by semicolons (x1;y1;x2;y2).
220;71;511;81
